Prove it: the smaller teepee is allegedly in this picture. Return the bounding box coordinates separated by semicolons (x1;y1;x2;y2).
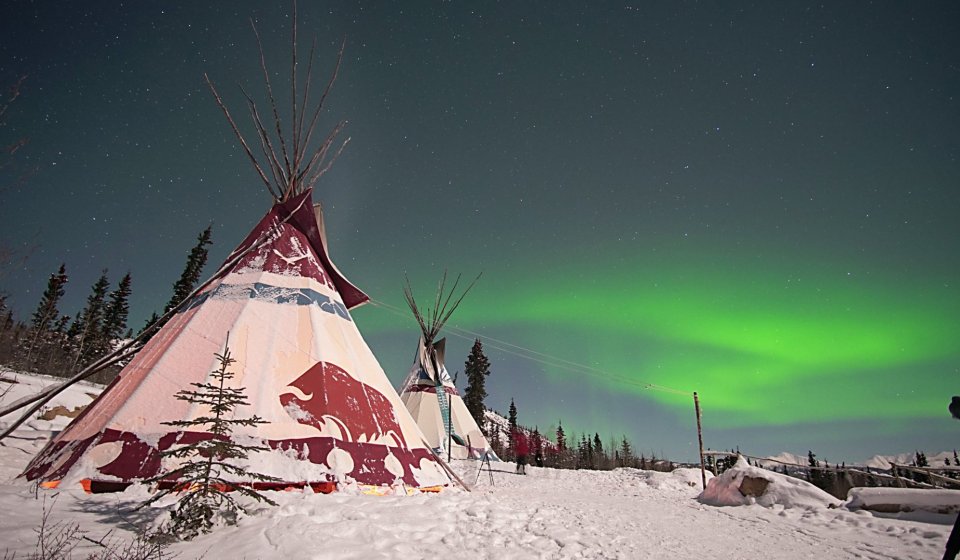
399;274;493;460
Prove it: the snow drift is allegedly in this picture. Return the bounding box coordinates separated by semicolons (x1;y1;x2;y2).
699;456;840;509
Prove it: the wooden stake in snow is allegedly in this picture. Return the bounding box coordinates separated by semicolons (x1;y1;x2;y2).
694;391;707;490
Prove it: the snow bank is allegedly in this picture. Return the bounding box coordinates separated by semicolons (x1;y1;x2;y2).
699;456;840;509
0;369;101;433
848;487;960;514
1;371;955;559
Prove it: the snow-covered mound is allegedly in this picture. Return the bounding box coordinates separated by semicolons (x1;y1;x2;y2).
630;466;713;492
848;487;960;514
699;456;840;509
0;368;101;432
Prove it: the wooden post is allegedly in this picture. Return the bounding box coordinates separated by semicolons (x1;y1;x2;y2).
694;391;707;489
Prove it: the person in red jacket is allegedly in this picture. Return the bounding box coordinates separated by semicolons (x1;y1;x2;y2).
513;430;529;475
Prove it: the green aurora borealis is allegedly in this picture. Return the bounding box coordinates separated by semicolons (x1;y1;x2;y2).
361;246;959;424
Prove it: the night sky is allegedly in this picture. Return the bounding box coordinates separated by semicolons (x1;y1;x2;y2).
2;2;958;464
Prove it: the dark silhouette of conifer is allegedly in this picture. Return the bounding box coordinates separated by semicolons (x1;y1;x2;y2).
71;270;110;371
142;226;212;340
463;338;490;430
593;433;604;469
23;263;68;366
619;436;633;468
166;226;212;314
102;272;132;345
144;336;277;540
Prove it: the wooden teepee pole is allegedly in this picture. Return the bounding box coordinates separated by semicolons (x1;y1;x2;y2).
694;391;707;489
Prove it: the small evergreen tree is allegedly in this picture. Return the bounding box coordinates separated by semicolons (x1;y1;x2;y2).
503;399;518;461
71;270;111;370
579;434;593;470
619;436;634;468
807;450;821;486
102;272;132;345
144;337;277;540
23;263;68;365
530;427;544;467
915;450;930;484
463;339;491;430
550;421;568;469
593;433;604;470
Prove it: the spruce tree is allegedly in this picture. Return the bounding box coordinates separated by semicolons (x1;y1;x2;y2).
166;226;212;314
71;270;111;370
581;434;593;470
807;450;821;486
24;263;68;365
593;433;604;470
142;311;161;338
506;399;518;461
144;338;277;540
915;450;930;484
143;226;212;339
531;427;543;467
620;436;633;468
463;338;491;430
553;422;567;469
102;272;132;345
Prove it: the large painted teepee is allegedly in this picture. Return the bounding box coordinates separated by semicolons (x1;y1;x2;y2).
399;274;494;460
22;14;452;493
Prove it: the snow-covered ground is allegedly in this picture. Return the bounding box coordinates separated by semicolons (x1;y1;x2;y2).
0;369;956;559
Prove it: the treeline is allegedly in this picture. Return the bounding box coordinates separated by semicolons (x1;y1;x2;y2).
486;398;675;473
0;227;212;384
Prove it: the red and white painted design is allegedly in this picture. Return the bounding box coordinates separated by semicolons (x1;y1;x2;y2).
23;190;450;491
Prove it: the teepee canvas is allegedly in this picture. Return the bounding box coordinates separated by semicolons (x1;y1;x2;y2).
399;276;493;460
24;191;452;492
22;18;453;493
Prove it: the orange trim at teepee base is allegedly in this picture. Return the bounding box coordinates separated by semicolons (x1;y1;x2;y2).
309;481;337;494
39;480;60;490
80;479;92;493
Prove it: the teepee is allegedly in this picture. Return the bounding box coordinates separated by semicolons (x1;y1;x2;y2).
399;274;493;460
22;14;452;493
